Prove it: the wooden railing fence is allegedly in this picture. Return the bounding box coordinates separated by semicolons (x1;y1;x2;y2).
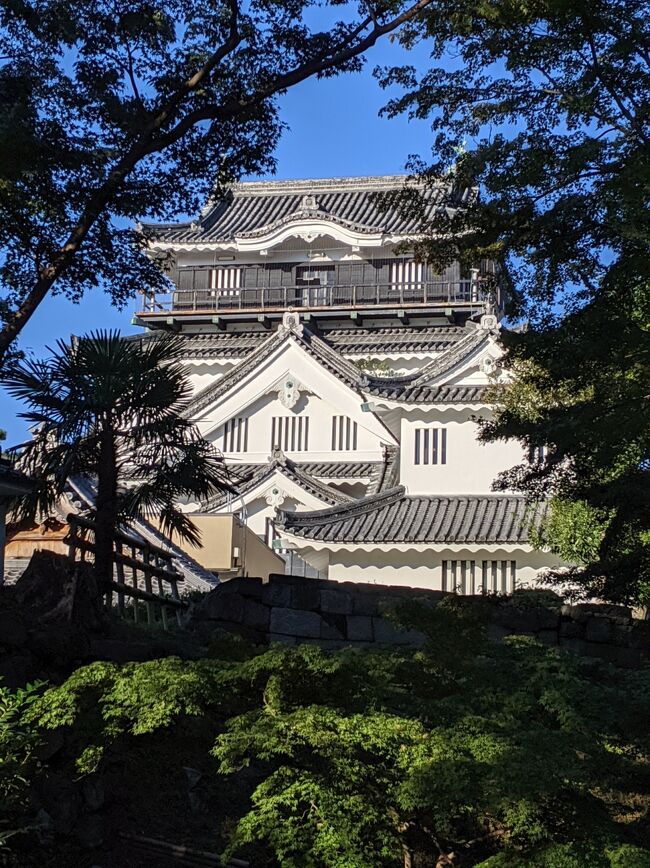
66;514;187;629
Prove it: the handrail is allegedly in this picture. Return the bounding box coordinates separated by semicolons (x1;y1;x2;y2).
139;280;483;315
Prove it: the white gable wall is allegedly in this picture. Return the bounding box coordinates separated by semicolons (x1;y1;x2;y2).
193;337;396;461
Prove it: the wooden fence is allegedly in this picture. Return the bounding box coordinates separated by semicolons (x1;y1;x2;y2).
66;514;187;629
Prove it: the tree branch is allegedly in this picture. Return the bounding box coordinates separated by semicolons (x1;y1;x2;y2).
0;0;432;361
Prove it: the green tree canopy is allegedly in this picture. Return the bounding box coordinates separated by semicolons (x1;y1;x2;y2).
26;601;650;866
0;0;430;364
376;0;650;602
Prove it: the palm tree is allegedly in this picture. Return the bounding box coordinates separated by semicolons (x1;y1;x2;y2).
2;330;233;590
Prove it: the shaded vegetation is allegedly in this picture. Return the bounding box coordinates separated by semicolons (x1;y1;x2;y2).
2;600;648;866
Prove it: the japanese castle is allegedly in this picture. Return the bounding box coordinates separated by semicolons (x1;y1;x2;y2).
138;175;558;592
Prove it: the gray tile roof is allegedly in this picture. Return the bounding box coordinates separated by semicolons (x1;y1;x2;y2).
143;176;473;244
371;383;488;403
229;460;379;480
325;326;470;355
182;322;489;419
202;451;354;510
150;325;472;361
277;488;542;545
367;446;400;495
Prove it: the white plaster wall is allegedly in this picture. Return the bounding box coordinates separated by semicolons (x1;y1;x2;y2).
184;360;235;395
398;410;524;495
322;548;557;590
207;390;385;464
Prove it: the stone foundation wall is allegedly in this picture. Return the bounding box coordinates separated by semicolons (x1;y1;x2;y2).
190;573;650;669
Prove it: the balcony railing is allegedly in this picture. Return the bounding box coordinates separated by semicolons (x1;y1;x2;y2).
139;280;483;315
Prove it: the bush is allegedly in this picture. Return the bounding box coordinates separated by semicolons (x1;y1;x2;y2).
24;604;650;866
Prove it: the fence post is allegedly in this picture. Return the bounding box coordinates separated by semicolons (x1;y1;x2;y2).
115;543;126;617
142;543;155;626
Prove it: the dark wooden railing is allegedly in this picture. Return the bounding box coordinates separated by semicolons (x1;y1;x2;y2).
66;514;187;629
139;279;483;315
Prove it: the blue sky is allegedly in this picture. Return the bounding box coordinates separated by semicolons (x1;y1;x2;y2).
1;35;435;445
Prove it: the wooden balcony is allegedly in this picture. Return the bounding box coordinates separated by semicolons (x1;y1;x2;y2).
137;280;486;320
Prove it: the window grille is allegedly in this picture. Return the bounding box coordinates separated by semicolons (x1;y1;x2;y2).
414;428;447;465
223;417;248;452
390;260;423;289
271;416;309;452
443;559;516;594
527;444;546;464
211;266;242;296
331;416;358;451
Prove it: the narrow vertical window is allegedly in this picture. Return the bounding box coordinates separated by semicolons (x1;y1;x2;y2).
500;560;508;594
271;417;309;451
223;417;248;452
481;560;488;593
414;428;447;465
331;416;358;450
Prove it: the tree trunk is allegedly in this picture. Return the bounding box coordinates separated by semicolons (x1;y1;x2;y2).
94;424;118;595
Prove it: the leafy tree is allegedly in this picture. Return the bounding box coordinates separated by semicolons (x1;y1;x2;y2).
1;330;233;589
28;601;650;866
0;682;44;853
375;0;650;602
0;0;431;364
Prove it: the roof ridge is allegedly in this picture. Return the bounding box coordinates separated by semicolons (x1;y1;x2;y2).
201;452;352;510
182;328;287;418
277;485;406;527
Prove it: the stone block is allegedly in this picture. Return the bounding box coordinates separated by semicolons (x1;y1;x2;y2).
559;620;585;639
372;617;425;646
353;594;380;616
628;621;650;649
244;598;270;632
269;573;305;586
261;581;292;608
321;588;354;615
219;576;263;599
560;605;590;624
270;607;322;638
320;612;346;640
212;593;245;623
346;615;373;642
585;616;611;644
493;606;537;634
195;587;245;621
609;624;634;647
290;582;321;611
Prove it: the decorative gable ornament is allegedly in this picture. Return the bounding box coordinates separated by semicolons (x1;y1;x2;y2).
277;376;303;409
480;355;498;376
265;486;287;508
279;310;303;336
301;194;318;210
479;290;500;332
